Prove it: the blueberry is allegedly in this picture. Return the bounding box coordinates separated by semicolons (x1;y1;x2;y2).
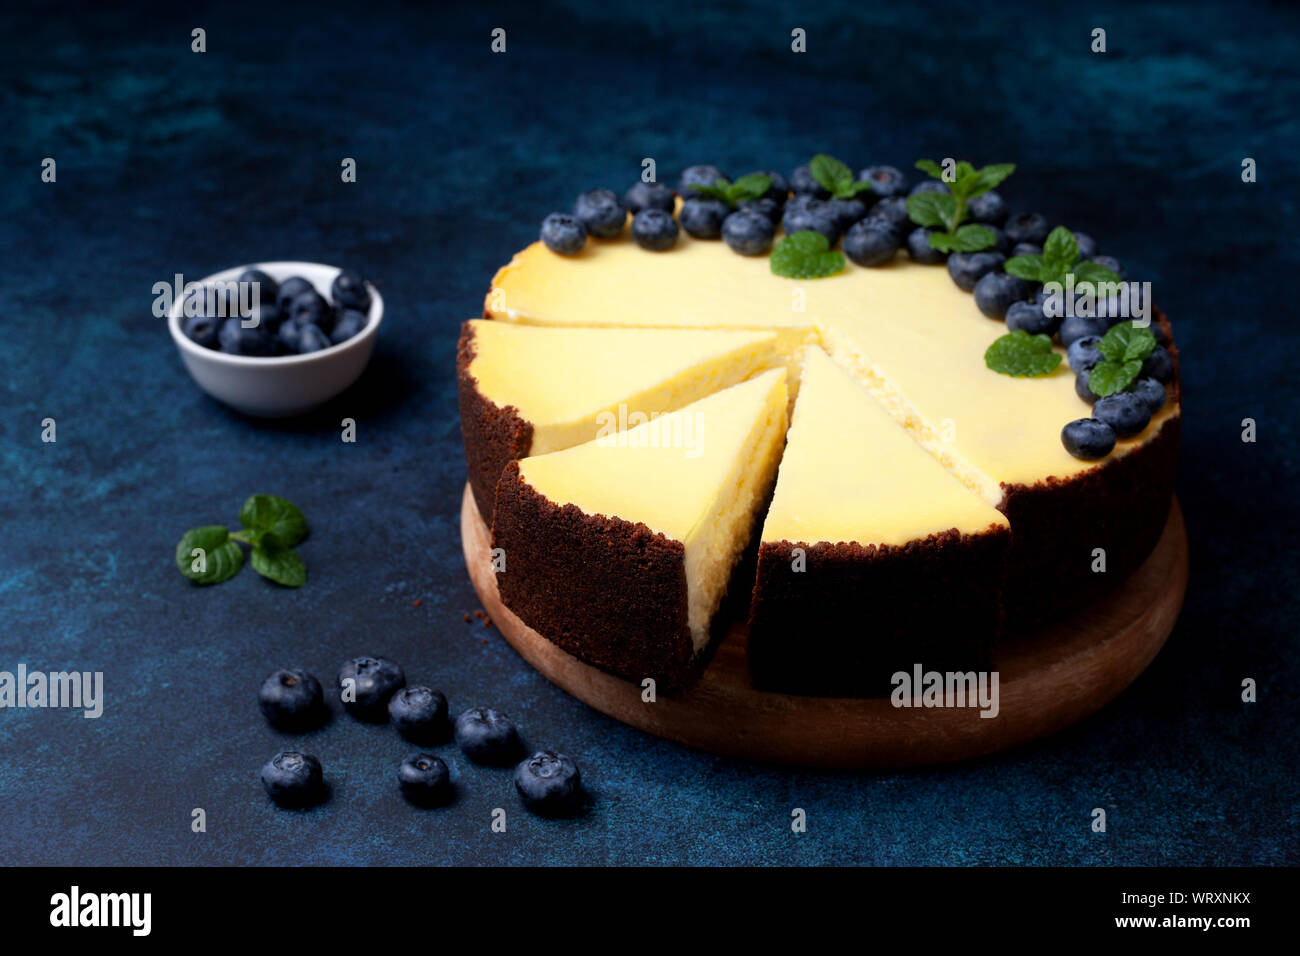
1011;242;1042;257
1088;255;1126;281
240;299;281;333
182;312;220;348
276;320;302;353
513;750;585;818
1061;418;1117;460
296;324;331;354
454;707;522;766
736;197;782;223
843;221;900;267
1067;334;1105;373
826;197;867;231
217;317;277;356
1094;391;1151;438
857;165;908;199
1151;322;1168;346
1058;314;1109;348
1004;211;1050;245
1006;299;1061;336
1072;232;1098;259
336;656;406;721
631;208;679;251
276;277;315;319
396;753;452;807
973;271;1032;319
330;269;371;312
909;180;948;196
679;198;730;239
330;308;367;344
968;191;1008;226
541;213;587;256
1132;377;1167;414
865;196;910;233
906;227;948;265
238;269;280;311
789;164;830;199
289;289;333;334
1142;345;1174;382
260;751;325;808
947;251;1006;292
624;181;675;214
388;686;449;743
258;668;325;731
677;164;727;196
721;209;775;255
1075;369;1100;404
749;170;789;202
573;188;626;239
782;196;841;244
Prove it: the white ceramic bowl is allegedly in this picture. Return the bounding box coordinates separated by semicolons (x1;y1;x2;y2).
168;261;382;417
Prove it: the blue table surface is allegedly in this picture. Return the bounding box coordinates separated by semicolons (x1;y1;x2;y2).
1;0;1296;866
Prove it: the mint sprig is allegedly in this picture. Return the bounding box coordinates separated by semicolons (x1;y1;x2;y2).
809;154;878;200
984;329;1062;377
769;231;846;279
689;173;773;208
1086;323;1157;397
1005;225;1122;291
908;160;1015;252
175;494;308;587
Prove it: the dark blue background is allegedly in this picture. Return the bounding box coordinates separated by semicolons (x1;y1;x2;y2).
1;0;1296;865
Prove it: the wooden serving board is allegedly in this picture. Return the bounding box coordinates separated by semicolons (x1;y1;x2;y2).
460;484;1188;768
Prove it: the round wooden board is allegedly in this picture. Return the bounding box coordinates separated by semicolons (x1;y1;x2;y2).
460;484;1188;768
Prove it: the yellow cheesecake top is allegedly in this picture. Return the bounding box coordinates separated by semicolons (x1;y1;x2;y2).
763;349;1009;547
517;368;788;543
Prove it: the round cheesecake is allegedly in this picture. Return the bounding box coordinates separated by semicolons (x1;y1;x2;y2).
461;204;1180;694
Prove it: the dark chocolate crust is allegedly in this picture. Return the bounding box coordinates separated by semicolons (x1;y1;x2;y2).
492;461;699;690
457;322;534;522
748;527;1011;696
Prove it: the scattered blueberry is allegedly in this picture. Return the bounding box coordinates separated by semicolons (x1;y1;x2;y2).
573;188;627;239
909;180;948;196
624;181;675;214
736;197;782;222
1132;377;1167;414
336;656;406;722
789;164;830;198
1072;232;1098;259
330;308;367;345
396;753;453;807
864;196;910;234
388;686;449;743
1075;369;1100;404
1067;334;1105;374
677;164;727;196
296;323;331;354
514;750;586;818
330;269;371;313
1006;299;1061;336
1142;345;1174;382
260;751;325;808
238;269;280;310
947;251;1006;292
1058;314;1109;348
1094;391;1151;438
679;198;730;239
1011;242;1042;257
906;227;948;265
454;707;522;766
843;221;900;267
218;317;277;356
632;208;679;251
1088;255;1126;281
721;209;775;255
782;196;841;244
541;213;588;256
182;312;220;348
968;191;1008;226
857;165;907;198
1004;211;1050;245
1061;418;1117;460
259;668;326;730
276;277;314;319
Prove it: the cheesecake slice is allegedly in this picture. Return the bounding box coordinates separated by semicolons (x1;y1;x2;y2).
749;349;1011;696
458;320;800;520
492;368;789;689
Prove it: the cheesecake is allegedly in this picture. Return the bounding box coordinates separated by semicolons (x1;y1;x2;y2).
749;349;1011;695
458;319;802;519
491;369;789;689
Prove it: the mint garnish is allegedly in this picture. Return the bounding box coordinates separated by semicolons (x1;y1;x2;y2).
809;154;878;200
769;230;846;279
908;160;1015;252
984;330;1062;377
689;173;772;208
1086;323;1157;397
175;494;308;587
1005;225;1122;291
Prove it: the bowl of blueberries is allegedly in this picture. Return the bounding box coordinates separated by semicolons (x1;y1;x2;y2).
168;261;381;417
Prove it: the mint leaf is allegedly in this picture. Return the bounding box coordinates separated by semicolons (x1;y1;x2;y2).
770;231;845;279
176;526;244;585
251;539;307;587
239;494;307;548
1097;323;1157;364
1005;254;1048;282
1088;359;1143;397
915;159;947;180
933;224;995;253
1071;261;1122;289
688;183;731;201
969;163;1015;196
727;173;771;203
809;154;854;197
984;330;1062;377
906;192;954;229
1042;226;1079;274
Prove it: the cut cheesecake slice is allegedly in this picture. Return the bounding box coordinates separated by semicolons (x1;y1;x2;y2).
492;368;789;689
749;349;1011;696
458;320;800;520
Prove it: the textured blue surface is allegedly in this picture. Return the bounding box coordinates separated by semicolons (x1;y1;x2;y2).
1;0;1296;866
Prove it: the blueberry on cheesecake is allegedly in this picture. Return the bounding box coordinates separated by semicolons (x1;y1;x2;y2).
722;209;775;255
540;212;588;256
623;181;675;214
632;208;679;251
573;188;627;239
